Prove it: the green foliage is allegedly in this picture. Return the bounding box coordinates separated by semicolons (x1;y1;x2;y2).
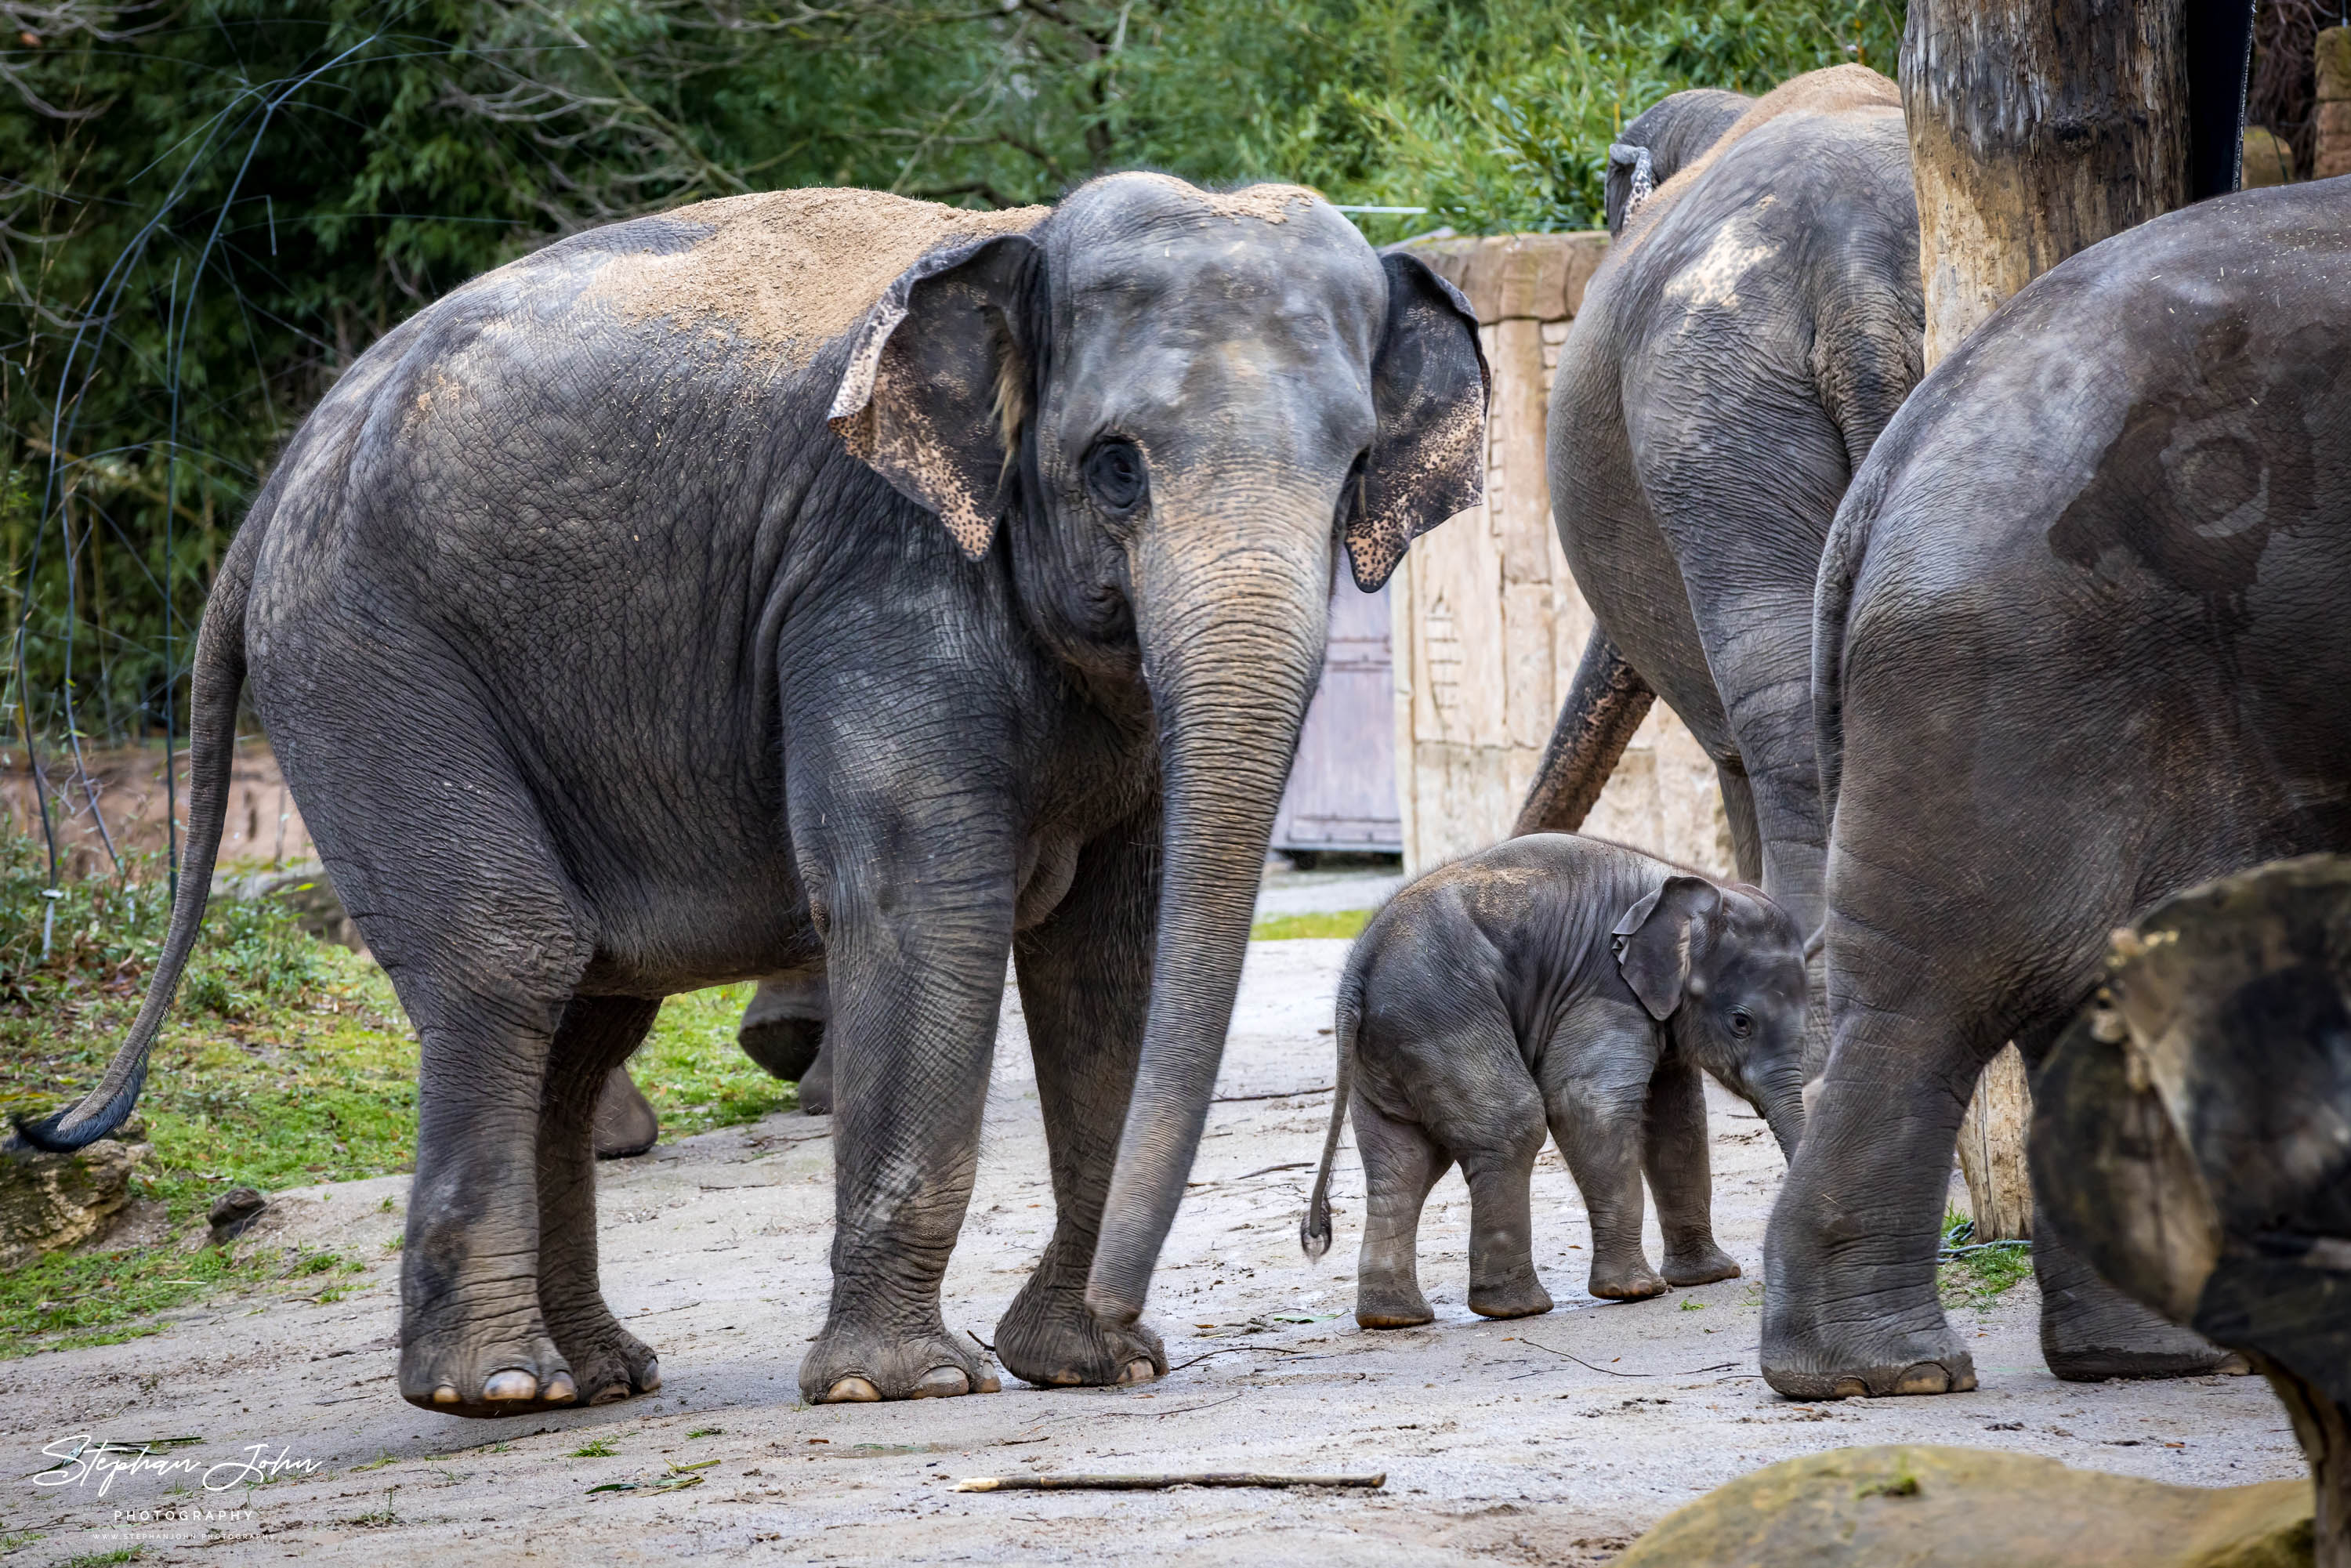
629;982;799;1133
1936;1210;2032;1306
0;1240;358;1358
1251;908;1372;940
2;0;1900;762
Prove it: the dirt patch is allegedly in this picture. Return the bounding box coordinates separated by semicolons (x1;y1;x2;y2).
581;188;1049;364
1113;172;1322;223
0;941;2300;1566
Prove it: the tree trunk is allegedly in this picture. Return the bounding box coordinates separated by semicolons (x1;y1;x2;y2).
2320;27;2351;181
1901;0;2251;1242
1902;0;2195;368
1955;1044;2032;1242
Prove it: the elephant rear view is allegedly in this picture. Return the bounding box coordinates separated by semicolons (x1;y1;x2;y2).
16;175;1488;1415
1515;66;1922;1080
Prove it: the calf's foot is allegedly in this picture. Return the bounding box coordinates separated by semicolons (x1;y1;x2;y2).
1588;1255;1669;1302
995;1273;1165;1389
1662;1242;1742;1287
799;1314;1002;1403
1469;1269;1554;1320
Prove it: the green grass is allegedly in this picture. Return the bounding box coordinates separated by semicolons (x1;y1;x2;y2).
1;832;802;1358
1936;1211;2034;1307
569;1438;618;1458
1249;909;1372;941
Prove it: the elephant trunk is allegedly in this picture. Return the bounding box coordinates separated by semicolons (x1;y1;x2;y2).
1085;505;1332;1329
1760;1073;1809;1164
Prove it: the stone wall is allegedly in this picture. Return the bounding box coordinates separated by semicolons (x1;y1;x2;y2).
1389;232;1731;878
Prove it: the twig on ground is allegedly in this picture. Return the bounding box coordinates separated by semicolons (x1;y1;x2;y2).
1234;1162;1318;1180
1165;1345;1305;1372
954;1471;1384;1493
1515;1337;1739;1378
1212;1086;1333;1103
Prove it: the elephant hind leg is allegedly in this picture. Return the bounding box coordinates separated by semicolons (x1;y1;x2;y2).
540;995;667;1407
2034;1205;2247;1382
1351;1095;1451;1329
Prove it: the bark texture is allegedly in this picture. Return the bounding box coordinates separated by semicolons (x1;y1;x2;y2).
2320;27;2351;181
1901;0;2193;368
1954;1044;2033;1242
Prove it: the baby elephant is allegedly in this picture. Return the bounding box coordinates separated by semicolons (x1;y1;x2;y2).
1301;834;1808;1327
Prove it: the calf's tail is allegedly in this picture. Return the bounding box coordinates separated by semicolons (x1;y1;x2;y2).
1300;954;1368;1260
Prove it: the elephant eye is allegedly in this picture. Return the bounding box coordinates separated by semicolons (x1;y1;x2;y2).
1084;439;1148;515
1729;1008;1755;1038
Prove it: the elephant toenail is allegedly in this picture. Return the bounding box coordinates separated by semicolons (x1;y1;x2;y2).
1118;1359;1156;1385
432;1384;462;1407
824;1376;882;1403
912;1367;969;1398
589;1383;631;1406
1831;1377;1870;1400
1893;1363;1951;1396
975;1371;1002;1394
2217;1354;2251;1377
482;1370;538;1403
639;1358;662;1392
543;1372;578;1404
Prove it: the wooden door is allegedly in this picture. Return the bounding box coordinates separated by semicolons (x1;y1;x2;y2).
1270;578;1400;854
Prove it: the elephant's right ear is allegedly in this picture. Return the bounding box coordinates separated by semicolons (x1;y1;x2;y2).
829;233;1038;559
1343;252;1490;592
1612;875;1724;1022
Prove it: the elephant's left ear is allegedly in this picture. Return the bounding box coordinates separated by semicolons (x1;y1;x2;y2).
830;233;1038;559
1343;252;1490;592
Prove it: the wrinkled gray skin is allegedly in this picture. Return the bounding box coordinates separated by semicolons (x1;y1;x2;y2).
18;173;1489;1416
1764;179;2351;1400
1512;68;1920;1088
1299;835;1807;1328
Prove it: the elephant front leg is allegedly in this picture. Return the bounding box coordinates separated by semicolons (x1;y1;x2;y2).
798;893;1009;1405
1644;1056;1740;1287
995;817;1171;1387
538;996;667;1407
1550;1086;1666;1302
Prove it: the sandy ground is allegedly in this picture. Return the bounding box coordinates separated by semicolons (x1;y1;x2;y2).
2;938;2302;1566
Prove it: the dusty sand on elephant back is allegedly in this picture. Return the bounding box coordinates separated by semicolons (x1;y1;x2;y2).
581;188;1048;362
1;940;2300;1566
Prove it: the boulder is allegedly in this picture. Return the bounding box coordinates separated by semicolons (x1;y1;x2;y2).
0;1135;150;1269
212;861;363;951
1615;1445;2312;1568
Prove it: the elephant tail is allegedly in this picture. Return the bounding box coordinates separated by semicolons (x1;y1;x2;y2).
1812;498;1871;849
13;516;260;1153
1300;947;1368;1260
1512;628;1655;837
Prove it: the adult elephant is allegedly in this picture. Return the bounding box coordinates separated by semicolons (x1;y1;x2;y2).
1513;66;1920;1078
18;174;1488;1414
1763;178;2350;1398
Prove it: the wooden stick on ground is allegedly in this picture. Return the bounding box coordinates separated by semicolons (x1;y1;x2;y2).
954;1472;1385;1494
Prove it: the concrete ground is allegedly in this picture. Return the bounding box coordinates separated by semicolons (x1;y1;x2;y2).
1;940;2301;1566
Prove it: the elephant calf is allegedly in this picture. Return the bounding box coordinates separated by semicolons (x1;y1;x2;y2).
1301;835;1807;1327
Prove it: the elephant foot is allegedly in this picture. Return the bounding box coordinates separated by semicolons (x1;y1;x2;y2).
591;1066;659;1160
2041;1293;2250;1382
1354;1271;1435;1329
1588;1257;1669;1302
1662;1244;1742;1287
1759;1317;1978;1400
799;1316;1002;1404
796;1043;834;1117
2035;1221;2250;1382
399;1301;581;1418
549;1300;663;1407
994;1278;1165;1389
1469;1274;1554;1320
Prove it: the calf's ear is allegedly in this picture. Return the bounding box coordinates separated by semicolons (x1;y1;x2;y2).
1612;875;1724;1022
830;233;1038;560
1342;252;1490;592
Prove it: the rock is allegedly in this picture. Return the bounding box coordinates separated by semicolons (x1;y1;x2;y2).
212;861;364;951
0;1136;150;1269
1614;1445;2313;1568
208;1186;268;1243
